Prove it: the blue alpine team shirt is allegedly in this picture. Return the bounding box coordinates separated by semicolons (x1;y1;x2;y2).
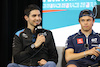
65;30;100;63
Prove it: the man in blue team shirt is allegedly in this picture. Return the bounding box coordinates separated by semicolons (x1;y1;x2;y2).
65;9;100;67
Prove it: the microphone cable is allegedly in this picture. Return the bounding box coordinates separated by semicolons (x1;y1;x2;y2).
20;44;44;65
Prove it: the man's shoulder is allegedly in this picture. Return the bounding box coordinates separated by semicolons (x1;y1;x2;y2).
42;29;54;37
43;29;51;32
43;29;52;34
95;33;100;37
15;29;25;37
68;32;79;39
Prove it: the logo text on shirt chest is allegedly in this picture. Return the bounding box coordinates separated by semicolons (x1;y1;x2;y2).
77;38;83;44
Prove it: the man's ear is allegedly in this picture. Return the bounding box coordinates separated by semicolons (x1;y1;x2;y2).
92;20;95;26
78;19;80;24
93;20;95;24
24;15;29;21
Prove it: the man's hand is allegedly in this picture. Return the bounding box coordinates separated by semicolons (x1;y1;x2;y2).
34;34;45;48
86;47;100;57
38;59;47;66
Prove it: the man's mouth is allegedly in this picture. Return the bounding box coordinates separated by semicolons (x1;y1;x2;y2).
84;26;88;27
35;21;39;24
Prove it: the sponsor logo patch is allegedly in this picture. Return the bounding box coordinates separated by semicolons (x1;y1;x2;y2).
77;38;83;44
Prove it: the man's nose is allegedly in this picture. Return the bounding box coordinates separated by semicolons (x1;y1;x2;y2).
84;21;88;25
36;16;39;20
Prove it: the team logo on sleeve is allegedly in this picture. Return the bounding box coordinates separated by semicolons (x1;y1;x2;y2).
77;38;83;44
22;33;28;38
91;38;97;43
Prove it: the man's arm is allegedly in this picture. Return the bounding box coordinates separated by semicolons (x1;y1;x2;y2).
12;35;36;63
36;31;58;66
65;48;86;62
65;47;100;62
47;31;58;64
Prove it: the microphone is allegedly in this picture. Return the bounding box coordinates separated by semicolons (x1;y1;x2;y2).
91;44;100;60
35;25;47;36
35;25;47;47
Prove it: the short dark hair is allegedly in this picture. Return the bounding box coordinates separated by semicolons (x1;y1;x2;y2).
24;4;41;16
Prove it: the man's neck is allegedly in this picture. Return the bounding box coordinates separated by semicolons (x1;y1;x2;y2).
27;26;35;33
81;29;92;37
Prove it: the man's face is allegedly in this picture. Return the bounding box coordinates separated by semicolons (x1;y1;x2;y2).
26;10;42;27
79;16;94;32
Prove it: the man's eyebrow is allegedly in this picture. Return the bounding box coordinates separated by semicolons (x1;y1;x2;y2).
32;14;36;16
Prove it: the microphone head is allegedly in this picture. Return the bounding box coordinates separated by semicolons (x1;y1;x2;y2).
35;25;43;34
35;25;42;30
35;25;47;36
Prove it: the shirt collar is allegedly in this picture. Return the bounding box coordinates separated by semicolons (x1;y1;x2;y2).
25;28;36;35
78;29;96;35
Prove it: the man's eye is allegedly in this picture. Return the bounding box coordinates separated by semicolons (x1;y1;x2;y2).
32;15;36;17
38;14;41;17
81;19;85;22
87;19;91;21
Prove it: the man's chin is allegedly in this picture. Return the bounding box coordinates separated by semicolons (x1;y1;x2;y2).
84;29;90;32
34;24;41;27
35;23;40;26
